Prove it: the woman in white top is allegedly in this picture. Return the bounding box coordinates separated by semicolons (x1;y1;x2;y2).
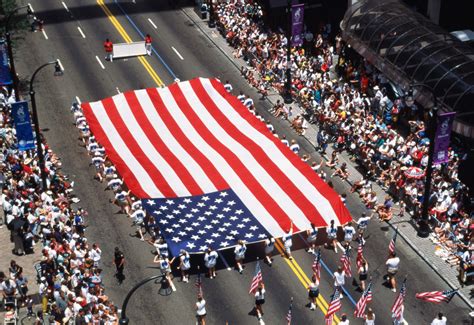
254;282;265;321
204;247;218;279
154;255;176;291
196;295;206;325
264;236;275;266
234;240;247;274
306;223;318;254
171;249;191;283
333;266;345;298
364;308;375;325
325;220;339;253
282;222;293;260
307;275;319;310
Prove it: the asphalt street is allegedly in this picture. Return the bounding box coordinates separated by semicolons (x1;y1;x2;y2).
12;0;473;323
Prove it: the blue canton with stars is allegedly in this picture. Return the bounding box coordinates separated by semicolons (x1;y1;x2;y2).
142;189;270;256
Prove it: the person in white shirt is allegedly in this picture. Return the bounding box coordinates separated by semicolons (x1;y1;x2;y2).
431;312;447;325
224;80;233;93
289;140;300;154
89;244;102;267
357;212;372;235
171;249;191;283
339;314;349;325
325;220;339;253
307;275;319;310
343;222;355;245
282;223;293;260
154;255;175;291
196;295;206;325
306;223;318;254
150;237;169;259
234;240;246;274
364;308;375;325
204;247;218;279
386;252;400;292
333;266;345;299
130;208;146;241
264;236;275;266
254;282;265;321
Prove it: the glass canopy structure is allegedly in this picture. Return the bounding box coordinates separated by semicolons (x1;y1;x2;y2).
341;0;474;138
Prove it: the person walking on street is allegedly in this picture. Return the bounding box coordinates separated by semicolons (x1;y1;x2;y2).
154;254;176;291
171;249;191;283
343;222;356;246
339;314;350;325
307;275;319;310
264;236;275;266
254;282;265;322
113;247;125;283
357;212;372;236
386;252;400;292
364;308;375;325
282;222;293;260
104;38;113;62
234;240;247;274
333;266;346;299
306;223;318;254
325;220;339;253
196;295;207;325
431;312;447;325
204;247;218;279
358;257;369;291
145;34;152;56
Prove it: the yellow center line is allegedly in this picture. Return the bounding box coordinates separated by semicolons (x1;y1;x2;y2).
274;239;340;324
97;0;164;87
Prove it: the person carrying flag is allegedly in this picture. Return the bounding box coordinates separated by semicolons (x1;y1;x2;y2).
325;220;339;253
196;295;207;325
264;236;275;266
204;247;218;279
254;282;265;322
234;240;247;274
364;308;375;325
343;222;356;246
306;223;318;254
333;266;346;299
307;275;319;310
431;312;447;325
154;254;176;291
282;222;294;260
357;257;369;291
357;212;372;236
170;249;191;283
386;252;400;292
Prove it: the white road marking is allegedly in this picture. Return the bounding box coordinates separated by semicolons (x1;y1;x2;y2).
77;26;86;38
28;3;34;12
75;96;81;104
61;1;69;12
171;46;184;60
42;29;48;40
95;56;105;69
116;87;121;94
217;251;232;271
147;18;157;29
57;59;65;72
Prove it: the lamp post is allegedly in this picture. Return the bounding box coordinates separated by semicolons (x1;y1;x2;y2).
4;4;31;102
283;0;293;104
29;60;63;190
405;83;439;238
207;0;215;28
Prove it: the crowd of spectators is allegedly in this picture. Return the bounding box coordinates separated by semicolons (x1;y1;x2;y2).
1;87;119;324
215;1;472;268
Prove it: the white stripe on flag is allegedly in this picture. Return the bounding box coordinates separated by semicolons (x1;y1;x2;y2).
179;81;310;231
200;78;341;226
158;87;285;236
112;93;191;196
133;89;218;194
89;101;163;197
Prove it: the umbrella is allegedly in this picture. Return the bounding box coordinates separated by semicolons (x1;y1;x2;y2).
404;166;425;179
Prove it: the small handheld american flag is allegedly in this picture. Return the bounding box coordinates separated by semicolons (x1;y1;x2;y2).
286;297;293;325
415;288;458;304
340;247;352;278
312;249;322;284
356;242;364;269
325;289;342;325
389;228;398;255
249;260;263;294
354;281;373;318
195;268;203;297
391;278;407;321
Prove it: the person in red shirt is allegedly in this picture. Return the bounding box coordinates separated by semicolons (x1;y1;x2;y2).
104;39;113;62
145;34;152;56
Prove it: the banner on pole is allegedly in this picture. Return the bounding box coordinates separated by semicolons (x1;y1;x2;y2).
433;112;456;165
11;101;36;151
0;39;13;86
291;4;304;47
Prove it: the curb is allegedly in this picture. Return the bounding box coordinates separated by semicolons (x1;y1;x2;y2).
181;6;473;310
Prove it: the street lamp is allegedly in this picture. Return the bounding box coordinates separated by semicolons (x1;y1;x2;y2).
283;0;293;104
207;0;215;28
4;4;32;102
29;60;63;190
405;83;439;238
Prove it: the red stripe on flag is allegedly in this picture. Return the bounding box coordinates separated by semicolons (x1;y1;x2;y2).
81;102;148;198
210;79;352;226
123;91;204;195
145;88;229;191
167;83;297;232
190;79;326;227
99;97;177;197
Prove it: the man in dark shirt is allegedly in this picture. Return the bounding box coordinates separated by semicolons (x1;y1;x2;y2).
114;247;125;284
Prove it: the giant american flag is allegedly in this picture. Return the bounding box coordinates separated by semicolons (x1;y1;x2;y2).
81;78;351;255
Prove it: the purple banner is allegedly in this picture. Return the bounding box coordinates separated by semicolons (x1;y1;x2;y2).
433;112;456;164
291;4;304;47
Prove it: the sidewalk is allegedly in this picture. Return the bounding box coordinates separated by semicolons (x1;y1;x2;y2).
0;210;42;320
181;6;474;309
